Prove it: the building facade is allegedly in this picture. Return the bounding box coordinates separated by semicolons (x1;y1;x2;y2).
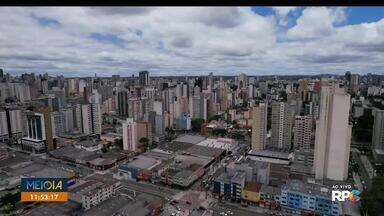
251;103;268;150
314;83;352;181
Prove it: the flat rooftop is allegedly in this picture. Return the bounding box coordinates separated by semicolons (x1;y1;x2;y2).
173;134;206;145
247;149;291;159
197;138;237;151
122;155;161;170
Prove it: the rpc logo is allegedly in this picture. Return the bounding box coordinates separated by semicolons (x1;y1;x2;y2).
331;189;360;204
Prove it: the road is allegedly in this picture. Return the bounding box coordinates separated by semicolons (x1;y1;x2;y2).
118;178;181;198
210;202;268;216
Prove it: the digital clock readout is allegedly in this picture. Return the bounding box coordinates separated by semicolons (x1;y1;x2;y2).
21;192;68;202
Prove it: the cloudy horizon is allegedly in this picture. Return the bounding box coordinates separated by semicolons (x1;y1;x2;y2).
1;7;383;77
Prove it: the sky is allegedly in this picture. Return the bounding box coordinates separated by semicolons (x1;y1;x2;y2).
0;7;383;77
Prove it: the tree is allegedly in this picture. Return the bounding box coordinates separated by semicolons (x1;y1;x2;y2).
229;131;245;140
210;128;228;137
139;137;150;152
353;110;374;143
208;114;223;122
165;127;176;141
114;138;124;150
191;118;205;132
2;203;13;214
361;175;384;216
0;192;18;214
101;146;108;153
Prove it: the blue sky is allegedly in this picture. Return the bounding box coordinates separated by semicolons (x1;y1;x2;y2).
0;7;383;77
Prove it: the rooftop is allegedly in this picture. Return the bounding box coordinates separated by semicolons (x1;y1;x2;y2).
122;155;161;170
244;181;262;192
173;134;206;145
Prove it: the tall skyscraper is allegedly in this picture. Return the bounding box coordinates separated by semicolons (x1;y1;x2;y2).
294;115;313;150
0;111;8;141
40;107;54;151
21;109;54;153
372;109;384;164
271;102;293;150
350;74;360;94
314;83;352;181
81;103;102;136
7;109;23;139
52;111;66;137
251;103;268;150
123;118;137;151
139;71;150;86
117;89;129;117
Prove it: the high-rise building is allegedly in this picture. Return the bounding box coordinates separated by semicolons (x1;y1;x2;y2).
236;73;248;89
350;74;360;94
139;71;150;86
251;103;268;150
175;114;192;130
189;95;207;120
208;72;214;90
40;107;54;151
294;115;313;150
0;111;8;141
7;109;23;138
271;102;293;150
372;109;384;164
20;108;54;153
136;122;152;146
117;89;129;117
52;111;66;137
314;83;352;181
62;108;74;133
122;118;137;151
82;103;102;136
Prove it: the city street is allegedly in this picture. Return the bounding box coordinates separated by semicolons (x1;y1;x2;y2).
209;202;268;216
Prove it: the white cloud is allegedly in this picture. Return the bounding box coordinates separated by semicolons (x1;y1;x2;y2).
287;7;340;39
0;7;383;76
272;7;297;26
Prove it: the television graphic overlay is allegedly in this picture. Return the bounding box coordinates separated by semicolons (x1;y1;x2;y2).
20;178;68;202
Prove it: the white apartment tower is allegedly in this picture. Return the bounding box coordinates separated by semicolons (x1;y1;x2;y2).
251;103;268;150
122;118;137;151
314;83;352;181
372;109;384;154
81;103;102;136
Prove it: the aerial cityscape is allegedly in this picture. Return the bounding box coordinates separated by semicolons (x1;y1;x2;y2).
0;6;384;216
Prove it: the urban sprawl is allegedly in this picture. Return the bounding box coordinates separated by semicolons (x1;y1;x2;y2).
0;69;383;216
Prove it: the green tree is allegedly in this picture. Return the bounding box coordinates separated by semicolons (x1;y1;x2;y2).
2;203;13;214
208;114;223;122
353;110;374;142
139;137;150;152
191;118;205;132
101;146;108;153
361;175;384;216
114;138;124;150
229;131;245;140
165;127;176;141
210;128;228;137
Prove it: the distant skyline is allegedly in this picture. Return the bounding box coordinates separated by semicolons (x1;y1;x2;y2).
1;7;384;77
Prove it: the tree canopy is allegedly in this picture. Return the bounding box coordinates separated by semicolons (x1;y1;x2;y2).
361;175;384;216
191;118;205;132
352;110;374;143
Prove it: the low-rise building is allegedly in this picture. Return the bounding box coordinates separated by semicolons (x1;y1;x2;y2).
246;149;293;165
69;174;120;210
117;155;162;182
242;181;261;204
279;179;341;216
212;171;246;201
